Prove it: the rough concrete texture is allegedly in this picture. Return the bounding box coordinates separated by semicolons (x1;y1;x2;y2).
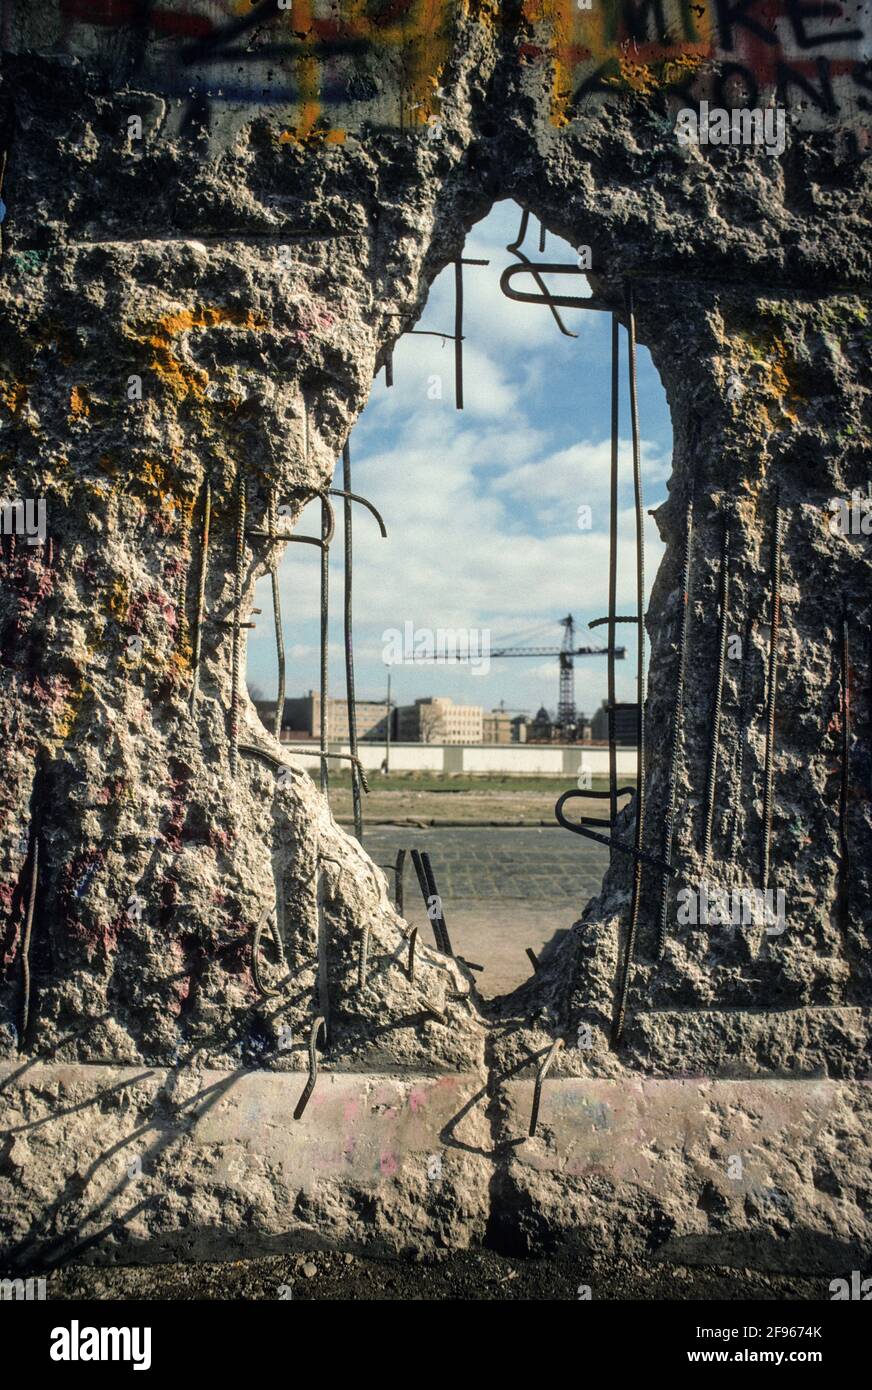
1;2;871;1271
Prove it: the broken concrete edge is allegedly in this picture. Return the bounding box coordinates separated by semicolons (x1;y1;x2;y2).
1;1062;869;1276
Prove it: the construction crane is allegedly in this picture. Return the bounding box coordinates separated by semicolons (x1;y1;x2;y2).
489;615;625;741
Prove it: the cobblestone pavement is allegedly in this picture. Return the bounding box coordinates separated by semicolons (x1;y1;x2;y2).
364;826;609;997
365;825;607;903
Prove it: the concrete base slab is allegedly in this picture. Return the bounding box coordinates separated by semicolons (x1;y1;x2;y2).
494;1077;872;1273
0;1062;490;1269
2;1063;870;1274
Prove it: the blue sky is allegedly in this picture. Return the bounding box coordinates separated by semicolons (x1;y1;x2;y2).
247;199;673;726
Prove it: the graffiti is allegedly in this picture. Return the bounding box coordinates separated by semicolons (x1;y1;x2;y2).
6;1;870;134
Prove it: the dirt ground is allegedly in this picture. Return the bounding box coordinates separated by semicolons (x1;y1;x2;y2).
329;773;629;826
30;1249;828;1302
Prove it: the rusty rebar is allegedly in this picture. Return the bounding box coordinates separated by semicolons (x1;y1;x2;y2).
838;598;850;931
612;285;647;1048
607;313;619;826
701;515;731;867
407;925;417;981
529;1037;564;1138
320;495;330;795
421;851;453;957
395;848;406;916
656;496;695;959
293;1016;326;1120
229;476;246;777
19;832;38;1049
252;903;286;998
761;493;783;891
505;209;577;338
189;478;211;708
267;488;286;742
726;609;756;875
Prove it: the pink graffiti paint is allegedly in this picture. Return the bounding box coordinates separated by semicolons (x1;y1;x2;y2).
379;1151;399;1177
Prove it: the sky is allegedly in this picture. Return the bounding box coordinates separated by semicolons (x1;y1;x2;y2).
247;198;673;727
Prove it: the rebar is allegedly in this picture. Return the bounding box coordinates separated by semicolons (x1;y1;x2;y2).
529;1037;564;1138
612;284;647;1048
267;488;286;742
189;478;211;708
421;851;453;957
229;476;246;777
500;262;610;313
726;610;756;874
293;1015;326;1120
607;313;619;827
656;496;695;959
838;598;850;930
395;848;405;916
358;918;370;988
505;209;577;338
340;448;361;838
19;832;38;1049
555;788;674;873
761;493;783;891
252;903;286;997
320;494;330;795
238;742;369;791
701;515;731;867
407;925;417;981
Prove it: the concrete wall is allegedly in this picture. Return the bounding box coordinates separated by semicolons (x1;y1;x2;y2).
285;742;638;776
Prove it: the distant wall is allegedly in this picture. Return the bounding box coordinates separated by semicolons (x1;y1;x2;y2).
286;741;637;776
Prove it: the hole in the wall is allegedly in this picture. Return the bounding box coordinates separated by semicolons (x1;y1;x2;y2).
246;199;674;1002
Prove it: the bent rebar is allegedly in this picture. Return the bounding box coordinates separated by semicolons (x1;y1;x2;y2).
505;208;577;338
327;488;388;538
252;903;286;998
555;789;672;874
500;262;610;313
293;1016;326;1120
529;1037;564;1138
238;742;370;792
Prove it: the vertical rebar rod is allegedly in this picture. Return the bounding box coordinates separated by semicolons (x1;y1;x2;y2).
385;673;391;774
342;443;363;841
421;851;453;957
761;492;783;891
269;487;286;742
701;515;731;866
395;847;405;916
319;494;329;796
838;598;850;929
656;495;694;960
612;285;646;1048
189;478;211;709
726;610;756;875
230;477;246;777
454;259;463;410
607;313;619;829
19;833;38;1050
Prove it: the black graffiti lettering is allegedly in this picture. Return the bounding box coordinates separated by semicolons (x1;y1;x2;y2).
621;0;673;43
571;60;623;108
712;0;778;50
714;62;759;109
850;59;872;111
776;56;838;114
182;0;282;66
784;0;863;49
